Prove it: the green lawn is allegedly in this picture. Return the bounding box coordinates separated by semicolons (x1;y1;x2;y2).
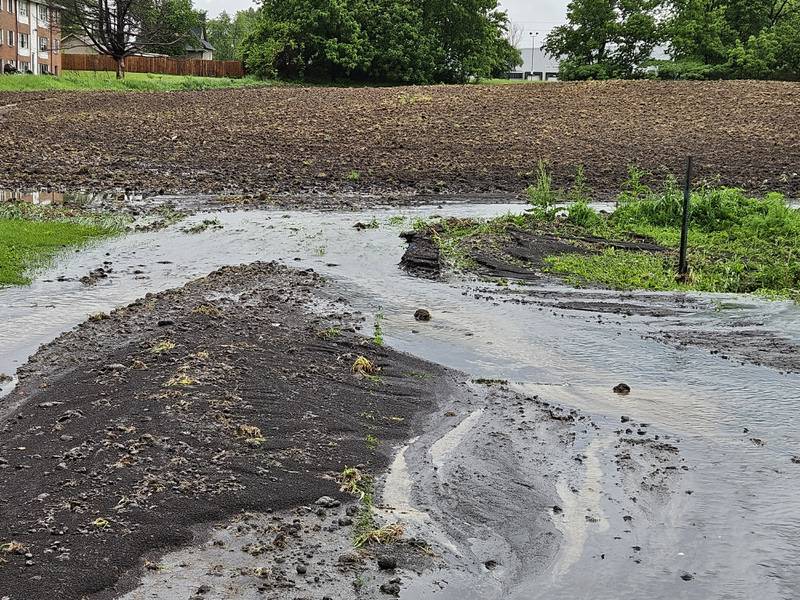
0;217;120;286
0;70;275;92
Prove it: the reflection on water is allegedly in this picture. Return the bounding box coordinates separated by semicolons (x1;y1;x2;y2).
0;203;799;599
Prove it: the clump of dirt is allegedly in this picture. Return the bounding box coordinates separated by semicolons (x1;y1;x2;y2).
652;328;800;373
1;81;798;198
0;262;456;599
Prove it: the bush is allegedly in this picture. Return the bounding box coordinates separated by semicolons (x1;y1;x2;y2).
567;201;601;228
526;161;559;220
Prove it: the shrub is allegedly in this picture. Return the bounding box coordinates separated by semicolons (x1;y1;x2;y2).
567;200;601;228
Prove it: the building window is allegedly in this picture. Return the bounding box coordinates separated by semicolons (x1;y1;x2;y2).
21;61;29;72
52;38;59;51
39;36;47;52
7;31;13;47
39;63;48;75
18;32;27;49
18;1;27;17
37;4;46;20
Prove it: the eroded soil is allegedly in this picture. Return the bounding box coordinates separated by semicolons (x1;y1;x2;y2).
1;81;798;199
0;262;455;599
401;225;800;373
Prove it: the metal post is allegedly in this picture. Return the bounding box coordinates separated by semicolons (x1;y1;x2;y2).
678;155;693;279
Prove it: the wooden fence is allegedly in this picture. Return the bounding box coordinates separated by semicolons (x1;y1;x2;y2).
62;54;245;78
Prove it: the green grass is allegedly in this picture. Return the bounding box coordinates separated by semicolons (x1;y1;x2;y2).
0;70;275;93
0;202;125;286
552;185;800;299
423;167;800;300
0;219;118;285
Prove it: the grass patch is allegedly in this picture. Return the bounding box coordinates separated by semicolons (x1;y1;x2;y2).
0;218;119;286
373;311;385;346
424;165;800;300
0;71;275;93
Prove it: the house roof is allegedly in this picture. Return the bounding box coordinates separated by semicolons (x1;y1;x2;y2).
185;27;215;52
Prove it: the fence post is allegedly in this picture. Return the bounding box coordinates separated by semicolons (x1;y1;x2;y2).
678;155;693;280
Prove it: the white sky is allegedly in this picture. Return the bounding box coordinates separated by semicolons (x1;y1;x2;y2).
198;0;569;41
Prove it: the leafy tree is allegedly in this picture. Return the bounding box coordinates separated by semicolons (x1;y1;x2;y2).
666;0;800;79
544;0;663;80
206;9;259;61
240;0;519;83
138;0;205;57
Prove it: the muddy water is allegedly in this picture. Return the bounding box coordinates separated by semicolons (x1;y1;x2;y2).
1;203;799;599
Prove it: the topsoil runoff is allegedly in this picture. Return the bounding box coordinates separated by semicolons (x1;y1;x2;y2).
0;262;458;599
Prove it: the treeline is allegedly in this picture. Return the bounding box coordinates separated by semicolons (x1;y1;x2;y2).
207;0;520;83
544;0;800;81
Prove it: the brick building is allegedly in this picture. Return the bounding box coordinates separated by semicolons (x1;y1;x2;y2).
0;0;61;75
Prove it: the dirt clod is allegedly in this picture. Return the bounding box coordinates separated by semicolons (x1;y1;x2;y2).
613;383;632;395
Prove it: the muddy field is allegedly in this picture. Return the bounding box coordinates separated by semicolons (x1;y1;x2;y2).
1;81;799;200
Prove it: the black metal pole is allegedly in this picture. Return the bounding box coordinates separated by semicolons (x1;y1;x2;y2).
678;155;693;279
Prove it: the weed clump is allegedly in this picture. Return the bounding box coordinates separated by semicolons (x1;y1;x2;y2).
150;340;176;354
351;356;380;376
354;522;405;548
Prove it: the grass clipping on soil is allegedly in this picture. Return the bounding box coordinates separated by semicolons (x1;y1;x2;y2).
0;203;125;286
426;166;800;301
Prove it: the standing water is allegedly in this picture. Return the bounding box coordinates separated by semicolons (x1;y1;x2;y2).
1;203;798;599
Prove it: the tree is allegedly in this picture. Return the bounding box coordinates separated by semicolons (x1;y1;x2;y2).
207;9;259;61
240;0;519;83
505;21;525;49
544;0;663;79
138;0;205;57
58;0;203;77
665;0;800;79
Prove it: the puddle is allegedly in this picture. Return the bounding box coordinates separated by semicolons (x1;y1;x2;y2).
1;202;799;598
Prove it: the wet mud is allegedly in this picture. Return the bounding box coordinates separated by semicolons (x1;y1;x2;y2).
2;203;799;599
401;222;665;282
0;262;454;599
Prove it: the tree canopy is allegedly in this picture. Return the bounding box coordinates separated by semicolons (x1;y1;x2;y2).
206;9;259;61
240;0;521;83
545;0;800;80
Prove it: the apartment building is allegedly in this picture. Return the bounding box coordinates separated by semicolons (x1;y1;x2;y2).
0;0;61;75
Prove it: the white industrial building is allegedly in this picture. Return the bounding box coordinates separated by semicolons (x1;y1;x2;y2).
509;47;560;81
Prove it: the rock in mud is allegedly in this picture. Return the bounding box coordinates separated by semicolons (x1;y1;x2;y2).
377;556;397;570
414;309;432;322
315;496;341;509
613;383;631;395
380;579;402;596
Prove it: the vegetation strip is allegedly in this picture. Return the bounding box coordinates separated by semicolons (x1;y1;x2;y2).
0;71;274;93
416;165;800;301
0;203;126;286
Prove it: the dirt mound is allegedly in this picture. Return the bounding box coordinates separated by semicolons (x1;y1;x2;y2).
0;262;455;599
0;81;798;199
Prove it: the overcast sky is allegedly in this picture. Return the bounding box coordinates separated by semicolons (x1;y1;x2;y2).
197;0;569;42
